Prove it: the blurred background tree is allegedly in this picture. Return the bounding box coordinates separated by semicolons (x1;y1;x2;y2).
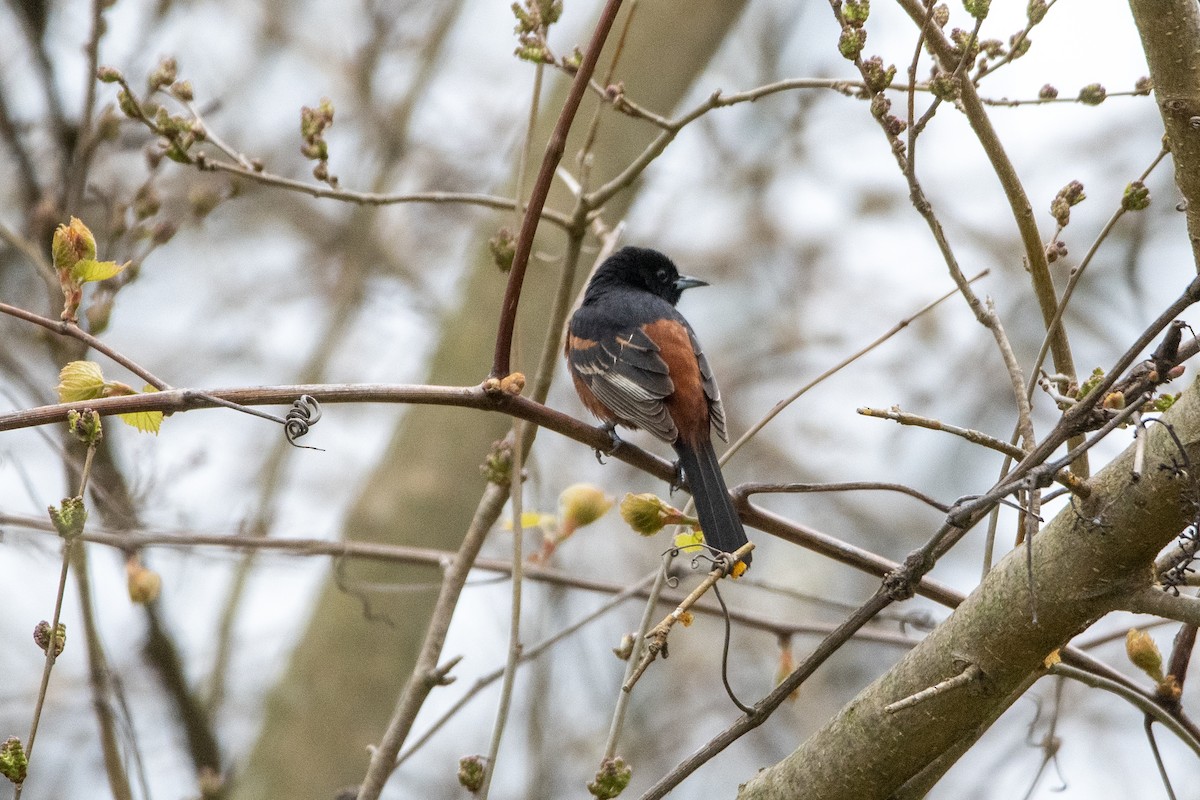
1;0;1198;798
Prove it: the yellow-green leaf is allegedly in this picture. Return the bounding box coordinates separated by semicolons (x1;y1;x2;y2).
71;258;127;283
118;410;162;434
502;511;556;531
673;529;705;553
57;361;106;402
119;384;162;434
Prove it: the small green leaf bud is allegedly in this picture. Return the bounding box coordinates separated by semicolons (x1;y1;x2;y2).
838;26;867;60
488;227;516;272
48;496;88;539
588;757;632;800
1126;629;1164;681
147;57;177;91
0;737;27;785
457;755;487;793
33;620;66;657
963;0;989;21
843;0;870;26
1122;181;1151;212
1078;83;1107;105
170;80;193;101
861;56;896;94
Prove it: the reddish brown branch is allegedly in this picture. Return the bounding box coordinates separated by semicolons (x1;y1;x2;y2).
490;0;624;378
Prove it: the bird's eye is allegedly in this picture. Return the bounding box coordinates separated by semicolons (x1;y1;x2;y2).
656;268;669;282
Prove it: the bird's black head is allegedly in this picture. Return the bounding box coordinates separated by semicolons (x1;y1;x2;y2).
586;246;708;306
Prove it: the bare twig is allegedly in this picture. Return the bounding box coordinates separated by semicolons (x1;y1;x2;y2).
719;271;988;469
1122;587;1200;626
603;553;672;761
63;0;107;215
897;0;1080;394
623;542;755;691
355;482;510;800
479;430;525;799
0;302;171;390
1026;147;1170;405
637;587;896;800
491;0;625;378
396;572;658;769
858;406;1027;460
735;481;950;513
0;512;922;642
199;160;575;228
1050;663;1200;758
884;662;984;714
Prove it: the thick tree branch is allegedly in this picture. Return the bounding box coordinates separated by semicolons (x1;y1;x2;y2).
738;377;1200;798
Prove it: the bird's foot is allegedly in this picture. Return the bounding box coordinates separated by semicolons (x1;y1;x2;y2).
668;461;685;494
594;424;623;464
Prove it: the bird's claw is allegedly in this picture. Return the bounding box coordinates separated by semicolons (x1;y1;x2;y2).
594;424;623;464
668;461;684;494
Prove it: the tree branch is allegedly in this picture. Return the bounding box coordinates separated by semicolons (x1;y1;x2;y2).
738;377;1200;798
491;0;624;378
1122;587;1200;627
1128;0;1200;268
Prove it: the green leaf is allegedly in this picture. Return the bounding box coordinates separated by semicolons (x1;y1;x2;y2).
57;360;106;402
119;384;162;434
71;258;127;283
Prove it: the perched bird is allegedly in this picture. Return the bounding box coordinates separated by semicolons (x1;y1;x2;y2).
565;246;752;567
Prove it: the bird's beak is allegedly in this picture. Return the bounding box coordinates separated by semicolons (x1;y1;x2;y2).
674;275;709;292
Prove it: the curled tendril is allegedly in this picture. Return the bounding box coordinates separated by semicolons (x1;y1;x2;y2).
661;558;681;589
284;395;323;450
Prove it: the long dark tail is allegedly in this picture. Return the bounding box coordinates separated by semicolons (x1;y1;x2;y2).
673;437;752;566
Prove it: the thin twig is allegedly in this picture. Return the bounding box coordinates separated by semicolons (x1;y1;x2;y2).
0;302;171;389
354;482;510;800
603;553;672;761
491;0;625;378
1050;663;1200;758
479;429;525;799
63;0;107;215
1121;587;1200;626
1025;147;1170;406
735;481;950;513
1;511;923;641
198;159;574;228
884;662;983;714
719;271;988;469
396;572;658;769
623;542;755;691
637;587;895;800
858;406;1027;460
898;0;1080;396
